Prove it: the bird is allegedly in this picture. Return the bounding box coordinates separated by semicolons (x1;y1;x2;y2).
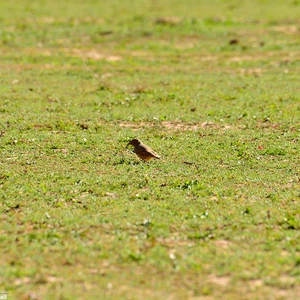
126;139;161;162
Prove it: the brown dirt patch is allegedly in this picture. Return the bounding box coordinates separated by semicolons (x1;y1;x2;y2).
62;48;122;61
119;121;232;131
238;68;264;76
227;51;299;64
214;240;232;249
208;275;230;287
155;16;182;26
273;25;299;34
23;17;105;25
249;279;263;287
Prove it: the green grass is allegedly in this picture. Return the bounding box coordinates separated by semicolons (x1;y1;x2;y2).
0;0;299;299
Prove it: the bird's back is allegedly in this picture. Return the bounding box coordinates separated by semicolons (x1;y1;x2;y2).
134;143;160;161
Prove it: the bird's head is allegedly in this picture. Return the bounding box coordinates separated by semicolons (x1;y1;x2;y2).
126;138;141;147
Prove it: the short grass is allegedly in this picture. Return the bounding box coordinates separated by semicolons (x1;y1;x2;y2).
0;0;299;299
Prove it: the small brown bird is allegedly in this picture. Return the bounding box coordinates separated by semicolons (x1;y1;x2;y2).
126;139;161;162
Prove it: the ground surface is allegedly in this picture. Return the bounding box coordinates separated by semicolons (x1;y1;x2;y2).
0;0;299;299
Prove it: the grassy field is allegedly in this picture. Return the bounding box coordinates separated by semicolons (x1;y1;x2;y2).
0;0;299;299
